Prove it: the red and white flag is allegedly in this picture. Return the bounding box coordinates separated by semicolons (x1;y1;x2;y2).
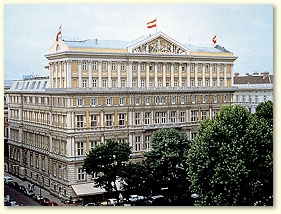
212;35;217;45
56;25;62;42
147;19;157;29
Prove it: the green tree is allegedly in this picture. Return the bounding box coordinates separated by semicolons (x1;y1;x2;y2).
187;104;273;206
83;139;131;193
145;128;191;195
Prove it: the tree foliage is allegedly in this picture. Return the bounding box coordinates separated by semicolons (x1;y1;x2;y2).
83;139;131;192
187;103;273;206
144;128;191;194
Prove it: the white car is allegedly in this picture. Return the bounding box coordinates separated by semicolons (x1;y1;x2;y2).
4;176;13;184
101;198;118;206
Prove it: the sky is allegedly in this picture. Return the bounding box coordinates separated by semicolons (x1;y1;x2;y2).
3;3;273;80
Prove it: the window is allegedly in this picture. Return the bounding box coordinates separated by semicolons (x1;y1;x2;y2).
249;95;252;103
82;62;87;70
220;79;223;86
214;95;218;103
141;63;145;71
191;110;198;122
166;79;170;87
145;136;150;151
213;79;216;86
205;64;209;72
191;95;196;103
135;113;140;125
106;97;112;106
155;112;161;124
77;142;84;156
135;97;140;105
264;95;267;101
82;79;87;87
135;136;141;151
106;114;112;126
223;94;227;102
132;79;136;87
119;114;125;126
76;115;84;128
102;79;107;87
121;62;125;71
236;95;239;102
173;64;177;72
190;79;194;87
112;79;116;87
255;95;259;103
92;79;97;87
91;98;97;106
197;64;202;72
102;62;107;70
119;97;124;105
174;79;178;87
158;80;162;87
77;98;83;106
145;96;150;105
171;111;176;123
145;112;150;125
157;63;161;71
205;79;209;87
161;112;166;123
165;64;170;72
213;110;218;119
198;79;202;86
149;80;153;87
90;115;97;127
112;62;116;70
201;110;207;120
141;79;145;87
190;64;194;72
180;111;185;123
182;79;185;87
181;96;185;104
90;141;98;151
132;63;136;71
172;96;176;104
121;80;126;87
93;61;97;70
78;168;85;180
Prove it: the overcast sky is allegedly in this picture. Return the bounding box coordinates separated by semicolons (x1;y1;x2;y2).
4;4;273;80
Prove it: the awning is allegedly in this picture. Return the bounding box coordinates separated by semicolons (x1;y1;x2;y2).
71;182;106;197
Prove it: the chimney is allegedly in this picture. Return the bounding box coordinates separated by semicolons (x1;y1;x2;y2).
234;72;239;77
262;72;269;79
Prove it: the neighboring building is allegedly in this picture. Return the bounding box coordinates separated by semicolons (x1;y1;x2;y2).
4;80;12;172
7;31;237;201
233;72;273;113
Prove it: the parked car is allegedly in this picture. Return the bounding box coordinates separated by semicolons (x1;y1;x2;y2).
4;176;13;184
100;198;118;206
6;201;20;206
32;194;43;202
23;189;35;197
48;201;59;206
145;195;166;205
84;202;99;206
10;181;20;189
40;198;51;206
18;185;26;193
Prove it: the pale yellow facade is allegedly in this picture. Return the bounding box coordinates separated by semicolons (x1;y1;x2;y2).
7;31;237;200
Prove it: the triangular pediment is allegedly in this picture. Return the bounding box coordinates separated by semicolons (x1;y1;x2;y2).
128;32;189;55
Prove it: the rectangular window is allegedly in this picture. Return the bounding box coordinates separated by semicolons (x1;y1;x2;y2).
119;97;124;105
92;79;97;87
76;115;84;128
82;62;87;70
198;79;202;86
213;110;218;119
121;62;125;71
102;79;107;87
202;95;206;103
119;114;125;126
135;113;140;125
155;112;160;124
158;80;162;87
106;114;112;126
91;97;97;106
112;79;116;87
174;79;178;87
173;64;178;72
121;80;126;87
166;79;170;87
135;136;141;151
180;111;185;123
132;79;136;87
205;79;209;87
112;62;116;70
190;79;194;87
157;64;161;71
77;98;83;106
132;63;136;71
93;62;97;70
161;112;166;124
145;112;150;125
82;79;87;87
172;96;176;104
190;64;194;72
141;79;145;87
191;95;196;103
181;96;185;104
102;62;107;70
135;97;140;105
214;95;218;103
106;97;112;106
90;141;98;151
90;115;97;127
141;63;145;71
78;168;85;180
191;110;198;122
224;94;227;102
182;79;185;87
165;64;170;72
201;110;207;120
145;96;150;105
77;142;84;156
171;111;176;123
145;135;150;151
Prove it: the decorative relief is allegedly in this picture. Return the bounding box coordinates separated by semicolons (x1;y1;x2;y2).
132;37;188;55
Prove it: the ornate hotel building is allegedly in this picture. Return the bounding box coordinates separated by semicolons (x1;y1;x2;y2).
7;31;237;200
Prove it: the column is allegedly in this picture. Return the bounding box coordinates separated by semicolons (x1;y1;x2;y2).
49;63;53;88
171;63;174;87
202;63;206;87
154;63;158;87
98;61;102;88
127;62;132;87
187;63;190;87
59;62;62;88
146;63;150;88
217;64;220;86
179;64;182;87
66;60;72;88
210;64;213;87
55;63;58;88
117;62;121;87
137;63;141;88
63;61;67;88
88;61;93;88
108;62;112;88
163;63;166;87
224;64;227;87
195;64;198;87
230;64;234;86
78;60;82;88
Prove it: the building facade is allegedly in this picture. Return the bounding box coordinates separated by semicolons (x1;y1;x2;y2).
7;31;237;200
233;72;273;113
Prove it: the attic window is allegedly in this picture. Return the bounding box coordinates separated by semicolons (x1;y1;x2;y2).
56;44;60;52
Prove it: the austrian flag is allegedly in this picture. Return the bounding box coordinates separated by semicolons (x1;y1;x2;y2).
56;25;62;42
147;19;157;29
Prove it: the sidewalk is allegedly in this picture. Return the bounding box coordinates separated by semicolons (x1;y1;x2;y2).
4;172;62;205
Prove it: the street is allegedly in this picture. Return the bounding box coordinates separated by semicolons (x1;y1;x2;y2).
4;184;40;206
